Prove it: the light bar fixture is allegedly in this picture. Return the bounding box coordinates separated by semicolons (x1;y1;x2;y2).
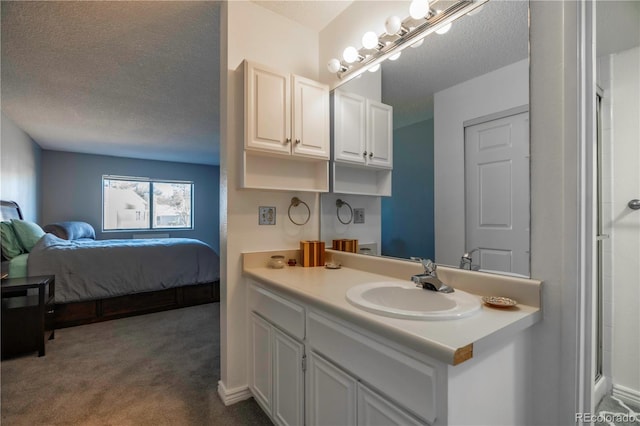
327;0;489;83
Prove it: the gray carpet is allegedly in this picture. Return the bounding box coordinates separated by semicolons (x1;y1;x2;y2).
595;394;640;426
1;303;273;426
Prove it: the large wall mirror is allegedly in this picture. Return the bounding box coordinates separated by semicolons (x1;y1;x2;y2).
320;0;531;277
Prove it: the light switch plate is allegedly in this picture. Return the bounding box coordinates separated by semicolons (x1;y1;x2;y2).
259;206;276;225
354;208;365;224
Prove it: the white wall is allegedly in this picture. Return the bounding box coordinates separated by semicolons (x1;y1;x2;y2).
608;46;640;401
529;1;584;422
433;59;529;267
319;1;407;88
0;114;41;222
335;69;382;101
319;193;381;255
218;0;320;402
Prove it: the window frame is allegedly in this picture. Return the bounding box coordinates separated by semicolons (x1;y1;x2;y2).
102;175;194;232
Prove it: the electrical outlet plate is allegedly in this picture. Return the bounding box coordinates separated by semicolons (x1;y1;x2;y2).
354;208;365;224
259;206;276;225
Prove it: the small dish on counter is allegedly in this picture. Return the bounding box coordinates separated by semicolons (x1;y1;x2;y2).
325;262;341;269
482;296;517;308
268;255;286;269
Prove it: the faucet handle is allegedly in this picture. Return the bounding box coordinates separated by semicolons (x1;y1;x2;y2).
411;257;437;274
423;259;436;274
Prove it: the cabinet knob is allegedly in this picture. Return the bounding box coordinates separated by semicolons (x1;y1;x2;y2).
369;152;373;159
295;139;301;145
363;151;367;157
285;138;291;144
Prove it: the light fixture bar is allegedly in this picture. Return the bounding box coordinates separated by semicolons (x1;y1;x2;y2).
332;0;489;86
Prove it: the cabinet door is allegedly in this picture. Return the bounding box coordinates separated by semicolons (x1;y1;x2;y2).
366;99;393;169
333;90;367;165
307;352;357;426
292;75;330;159
357;383;425;426
273;329;305;426
250;314;273;415
245;61;291;155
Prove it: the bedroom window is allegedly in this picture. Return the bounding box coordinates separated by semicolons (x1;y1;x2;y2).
102;176;193;231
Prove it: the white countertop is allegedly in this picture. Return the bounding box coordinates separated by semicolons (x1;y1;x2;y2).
243;252;541;365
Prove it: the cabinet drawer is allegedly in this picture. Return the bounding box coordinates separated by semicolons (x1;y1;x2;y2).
249;283;305;340
307;311;437;424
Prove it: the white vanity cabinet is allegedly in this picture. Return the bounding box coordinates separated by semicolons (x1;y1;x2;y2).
248;281;436;426
332;89;393;196
306;351;357;426
306;351;424;426
248;283;305;426
243;60;330;192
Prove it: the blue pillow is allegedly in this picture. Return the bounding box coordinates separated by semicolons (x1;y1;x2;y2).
11;219;45;252
43;221;96;240
0;221;24;259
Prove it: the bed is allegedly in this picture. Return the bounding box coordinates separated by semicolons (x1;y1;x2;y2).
1;200;220;328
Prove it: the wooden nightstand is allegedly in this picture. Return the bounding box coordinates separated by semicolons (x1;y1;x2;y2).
1;275;55;358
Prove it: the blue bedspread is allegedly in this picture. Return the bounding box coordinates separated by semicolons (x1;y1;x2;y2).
28;234;220;303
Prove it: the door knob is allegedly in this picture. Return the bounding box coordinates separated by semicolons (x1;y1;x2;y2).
369;152;373;159
285;138;291;144
295;139;301;145
363;151;367;157
629;199;640;210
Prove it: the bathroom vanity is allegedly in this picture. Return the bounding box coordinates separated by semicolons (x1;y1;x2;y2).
243;249;542;426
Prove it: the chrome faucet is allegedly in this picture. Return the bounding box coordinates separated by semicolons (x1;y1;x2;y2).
459;248;481;271
410;258;454;293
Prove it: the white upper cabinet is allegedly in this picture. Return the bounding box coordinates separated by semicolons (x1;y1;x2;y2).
331;90;393;196
333;90;367;165
333;90;393;169
245;62;291;155
242;60;330;192
366;99;393;168
245;61;329;160
292;75;330;159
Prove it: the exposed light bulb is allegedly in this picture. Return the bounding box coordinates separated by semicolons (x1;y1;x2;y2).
409;0;430;20
389;51;402;61
368;63;381;73
435;9;452;34
436;22;452;34
362;31;379;50
411;39;424;48
343;46;359;63
384;15;402;35
327;58;341;73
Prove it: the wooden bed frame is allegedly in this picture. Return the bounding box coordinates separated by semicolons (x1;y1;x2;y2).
54;281;220;328
1;200;220;329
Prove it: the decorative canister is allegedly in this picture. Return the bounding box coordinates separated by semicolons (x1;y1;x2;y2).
268;255;285;269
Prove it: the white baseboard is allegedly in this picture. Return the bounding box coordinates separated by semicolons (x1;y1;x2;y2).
612;384;640;407
217;380;253;406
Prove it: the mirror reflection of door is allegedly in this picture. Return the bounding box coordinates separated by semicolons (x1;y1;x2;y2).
464;109;530;276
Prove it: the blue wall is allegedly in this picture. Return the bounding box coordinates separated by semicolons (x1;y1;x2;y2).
381;119;434;259
41;151;220;253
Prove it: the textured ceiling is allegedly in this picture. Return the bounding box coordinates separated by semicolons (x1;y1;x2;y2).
379;0;529;128
3;1;636;167
1;1;220;165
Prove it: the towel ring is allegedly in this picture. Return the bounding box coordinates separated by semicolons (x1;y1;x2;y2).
288;197;310;226
336;199;353;225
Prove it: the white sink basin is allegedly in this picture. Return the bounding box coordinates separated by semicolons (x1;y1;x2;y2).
346;281;482;320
